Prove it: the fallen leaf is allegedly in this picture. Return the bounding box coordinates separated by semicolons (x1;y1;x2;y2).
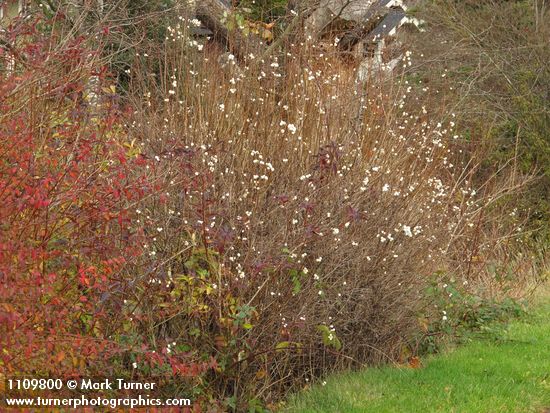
408;356;422;369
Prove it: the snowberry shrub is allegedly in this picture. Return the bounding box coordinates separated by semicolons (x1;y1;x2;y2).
120;23;529;410
0;13;530;411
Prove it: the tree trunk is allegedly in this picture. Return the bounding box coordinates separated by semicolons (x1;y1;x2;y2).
195;0;263;60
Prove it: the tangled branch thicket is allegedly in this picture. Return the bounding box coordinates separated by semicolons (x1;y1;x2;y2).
0;5;543;411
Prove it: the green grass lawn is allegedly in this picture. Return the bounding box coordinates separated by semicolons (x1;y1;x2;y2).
285;293;550;413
